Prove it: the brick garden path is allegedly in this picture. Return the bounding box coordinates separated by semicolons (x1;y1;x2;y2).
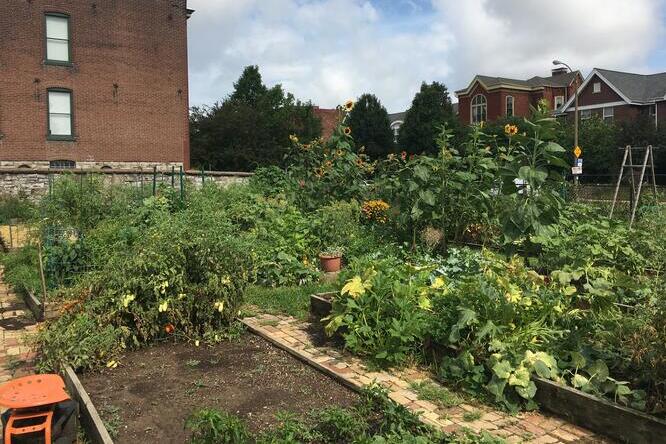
0;268;38;383
0;268;39;441
243;313;609;444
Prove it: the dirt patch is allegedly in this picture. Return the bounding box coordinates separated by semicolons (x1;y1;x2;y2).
79;333;359;443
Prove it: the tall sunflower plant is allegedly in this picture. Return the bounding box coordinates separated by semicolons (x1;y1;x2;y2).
286;100;374;210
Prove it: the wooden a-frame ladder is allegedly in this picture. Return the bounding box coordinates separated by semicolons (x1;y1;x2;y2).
609;145;657;227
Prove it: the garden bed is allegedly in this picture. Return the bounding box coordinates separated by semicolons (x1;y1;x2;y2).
78;334;359;443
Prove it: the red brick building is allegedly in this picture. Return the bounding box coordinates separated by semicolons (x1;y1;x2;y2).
0;0;192;170
558;68;666;128
456;68;581;125
313;107;341;139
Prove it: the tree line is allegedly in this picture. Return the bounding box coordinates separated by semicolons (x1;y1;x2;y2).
190;65;665;176
190;66;460;171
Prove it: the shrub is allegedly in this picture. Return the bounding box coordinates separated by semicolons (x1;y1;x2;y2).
324;258;433;365
1;245;41;297
0;194;37;224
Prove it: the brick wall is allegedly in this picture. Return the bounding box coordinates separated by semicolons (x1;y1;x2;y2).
0;0;191;168
577;74;623;105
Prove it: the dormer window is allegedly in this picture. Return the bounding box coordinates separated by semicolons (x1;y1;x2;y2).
593;82;601;93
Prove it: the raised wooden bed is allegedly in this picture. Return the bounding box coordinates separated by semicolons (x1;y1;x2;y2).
309;293;666;444
62;365;114;444
534;377;666;444
24;289;71;321
310;292;335;319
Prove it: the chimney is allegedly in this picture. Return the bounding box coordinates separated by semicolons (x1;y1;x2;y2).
551;67;568;76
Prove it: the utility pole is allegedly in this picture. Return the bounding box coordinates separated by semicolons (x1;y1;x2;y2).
553;59;580;186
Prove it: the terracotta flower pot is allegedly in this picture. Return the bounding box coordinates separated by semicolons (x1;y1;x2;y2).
319;254;342;272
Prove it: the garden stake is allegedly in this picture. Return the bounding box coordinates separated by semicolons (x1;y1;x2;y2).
37;237;48;319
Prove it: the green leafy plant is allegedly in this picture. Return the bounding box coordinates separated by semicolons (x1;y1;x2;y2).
186;408;251;444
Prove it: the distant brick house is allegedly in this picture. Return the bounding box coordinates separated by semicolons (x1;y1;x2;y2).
313;107;340;139
557;68;666;128
0;0;192;170
455;68;582;125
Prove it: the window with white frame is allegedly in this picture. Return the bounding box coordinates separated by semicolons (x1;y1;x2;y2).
649;104;657;127
47;89;73;139
45;13;70;63
505;96;514;117
390;121;402;143
554;96;565;110
603;106;614;122
471;94;487;124
580;109;592;120
593;82;601;93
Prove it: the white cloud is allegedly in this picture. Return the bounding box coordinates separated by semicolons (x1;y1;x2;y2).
187;0;664;111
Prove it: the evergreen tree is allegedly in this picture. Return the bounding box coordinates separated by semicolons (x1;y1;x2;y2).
190;66;321;171
398;82;457;155
347;94;395;158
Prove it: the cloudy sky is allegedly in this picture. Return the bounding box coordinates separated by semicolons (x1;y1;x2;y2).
187;0;666;113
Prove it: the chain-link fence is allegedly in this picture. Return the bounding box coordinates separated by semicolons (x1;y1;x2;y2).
566;174;666;219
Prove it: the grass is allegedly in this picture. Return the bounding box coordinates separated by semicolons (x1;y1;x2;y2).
462;410;483;422
244;283;336;320
410;381;463;409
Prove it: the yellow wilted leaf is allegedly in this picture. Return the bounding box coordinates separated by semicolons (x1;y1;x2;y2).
341;276;368;298
418;295;432;311
431;276;446;289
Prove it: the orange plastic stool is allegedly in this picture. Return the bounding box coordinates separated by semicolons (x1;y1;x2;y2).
0;374;70;444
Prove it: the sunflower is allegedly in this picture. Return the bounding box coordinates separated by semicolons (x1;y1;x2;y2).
344;127;352;136
356;158;364;167
400;151;407;161
165;323;175;334
344;100;354;112
325;160;333;168
314;167;324;178
336;149;343;157
504;124;518;136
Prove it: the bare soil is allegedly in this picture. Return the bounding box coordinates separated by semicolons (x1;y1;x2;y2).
79;333;359;443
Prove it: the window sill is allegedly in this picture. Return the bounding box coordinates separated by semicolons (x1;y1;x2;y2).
44;60;74;67
47;135;76;142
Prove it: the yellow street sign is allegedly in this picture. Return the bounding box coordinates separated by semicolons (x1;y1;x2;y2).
573;146;582;158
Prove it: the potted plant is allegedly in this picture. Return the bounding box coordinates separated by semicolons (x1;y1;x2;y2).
318;247;343;273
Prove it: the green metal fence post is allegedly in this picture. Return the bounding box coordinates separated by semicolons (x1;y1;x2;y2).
152;166;157;196
201;168;205;185
171;166;175;188
179;166;184;203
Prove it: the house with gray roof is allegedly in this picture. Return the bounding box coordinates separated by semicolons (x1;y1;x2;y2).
388;104;458;143
558;68;666;128
455;67;582;125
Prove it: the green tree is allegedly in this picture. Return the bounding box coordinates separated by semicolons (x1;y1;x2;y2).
190;66;321;171
347;94;394;158
398;82;458;155
558;117;620;180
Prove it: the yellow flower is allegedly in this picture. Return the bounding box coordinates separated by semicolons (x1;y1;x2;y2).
314;167;324;178
158;300;169;312
289;134;299;143
431;276;446;289
221;276;231;285
214;300;225;313
121;293;135;308
344;127;352;136
344;100;354;112
195;340;200;347
504;124;518;136
106;360;119;369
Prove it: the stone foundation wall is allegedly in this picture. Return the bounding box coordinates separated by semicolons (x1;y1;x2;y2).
0;167;251;198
